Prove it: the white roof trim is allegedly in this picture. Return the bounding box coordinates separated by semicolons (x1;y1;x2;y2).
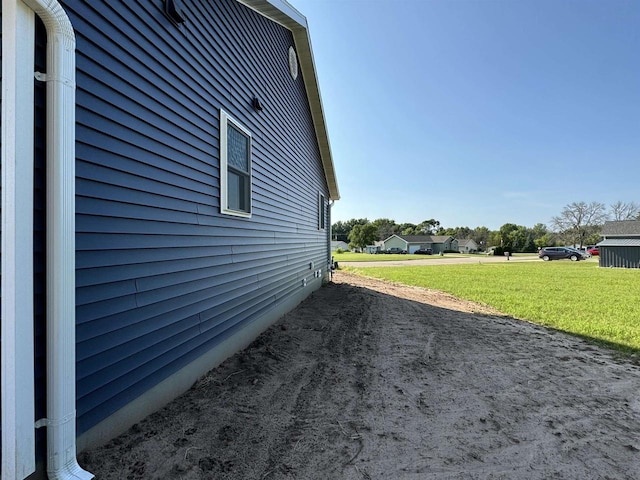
236;0;339;200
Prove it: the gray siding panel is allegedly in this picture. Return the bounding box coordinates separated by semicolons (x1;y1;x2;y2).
600;246;640;268
65;0;331;434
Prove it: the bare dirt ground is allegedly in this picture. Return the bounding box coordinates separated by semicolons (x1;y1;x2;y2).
80;271;640;480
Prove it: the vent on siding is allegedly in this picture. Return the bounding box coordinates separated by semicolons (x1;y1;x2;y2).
163;0;186;25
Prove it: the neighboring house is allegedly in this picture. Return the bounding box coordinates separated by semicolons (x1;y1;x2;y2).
365;240;384;254
597;220;640;268
383;235;459;254
457;239;479;254
1;1;338;478
331;240;349;251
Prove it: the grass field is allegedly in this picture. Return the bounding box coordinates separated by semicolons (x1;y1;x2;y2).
345;262;640;354
332;252;466;262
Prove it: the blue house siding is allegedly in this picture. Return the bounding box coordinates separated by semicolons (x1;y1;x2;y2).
61;0;332;437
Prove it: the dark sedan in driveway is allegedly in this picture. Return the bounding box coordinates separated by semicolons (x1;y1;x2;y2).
538;247;588;261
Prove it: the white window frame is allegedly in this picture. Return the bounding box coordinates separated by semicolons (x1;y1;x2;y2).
318;192;326;230
220;109;252;218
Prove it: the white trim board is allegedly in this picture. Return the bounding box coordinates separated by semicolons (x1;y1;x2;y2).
1;1;36;478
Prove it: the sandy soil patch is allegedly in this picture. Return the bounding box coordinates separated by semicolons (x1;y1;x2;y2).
80;271;640;479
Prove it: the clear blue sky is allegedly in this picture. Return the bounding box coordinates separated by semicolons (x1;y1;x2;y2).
290;0;640;230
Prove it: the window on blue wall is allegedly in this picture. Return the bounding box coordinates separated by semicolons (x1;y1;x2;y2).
220;110;252;217
318;193;326;230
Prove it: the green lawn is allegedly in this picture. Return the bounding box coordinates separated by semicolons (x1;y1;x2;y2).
345;262;640;354
332;252;467;262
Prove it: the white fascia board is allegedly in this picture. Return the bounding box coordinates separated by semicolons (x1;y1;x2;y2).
236;0;340;201
1;2;36;479
237;0;307;30
291;26;339;200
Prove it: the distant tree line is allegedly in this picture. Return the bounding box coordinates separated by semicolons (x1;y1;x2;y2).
333;201;640;253
551;200;640;248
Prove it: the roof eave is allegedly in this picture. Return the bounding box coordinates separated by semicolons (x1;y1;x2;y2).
235;0;340;200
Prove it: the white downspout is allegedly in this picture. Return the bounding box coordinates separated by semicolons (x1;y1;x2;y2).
328;199;334;280
21;0;93;478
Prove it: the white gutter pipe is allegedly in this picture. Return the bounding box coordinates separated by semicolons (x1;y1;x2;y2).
1;2;36;478
19;0;93;478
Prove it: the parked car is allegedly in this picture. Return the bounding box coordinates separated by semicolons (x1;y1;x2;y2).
538;247;588;261
414;248;433;255
587;247;599;256
567;247;591;259
387;247;407;254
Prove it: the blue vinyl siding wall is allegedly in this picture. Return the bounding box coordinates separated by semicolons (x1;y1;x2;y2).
65;0;331;434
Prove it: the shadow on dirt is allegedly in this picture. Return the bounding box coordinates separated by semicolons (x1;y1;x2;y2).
80;274;640;480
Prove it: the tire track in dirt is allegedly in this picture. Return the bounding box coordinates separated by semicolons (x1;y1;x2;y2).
345;273;640;479
80;272;640;480
270;283;383;479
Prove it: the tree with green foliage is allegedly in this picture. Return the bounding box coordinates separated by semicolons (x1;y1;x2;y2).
417;219;440;235
584;231;603;246
471;226;490;251
371;218;398;241
345;218;370;229
495;223;538;253
348;223;377;252
530;223;548;240
331;221;350;242
488;230;501;248
521;230;537;252
438;226;473;240
535;232;556;249
397;222;417;235
332;218;369;242
455;226;472;240
436;227;455;236
498;223;519;252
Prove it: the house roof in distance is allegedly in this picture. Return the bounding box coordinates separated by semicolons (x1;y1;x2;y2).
598;238;640;247
238;0;339;200
601;220;640;237
457;238;476;245
397;235;433;243
388;234;454;244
